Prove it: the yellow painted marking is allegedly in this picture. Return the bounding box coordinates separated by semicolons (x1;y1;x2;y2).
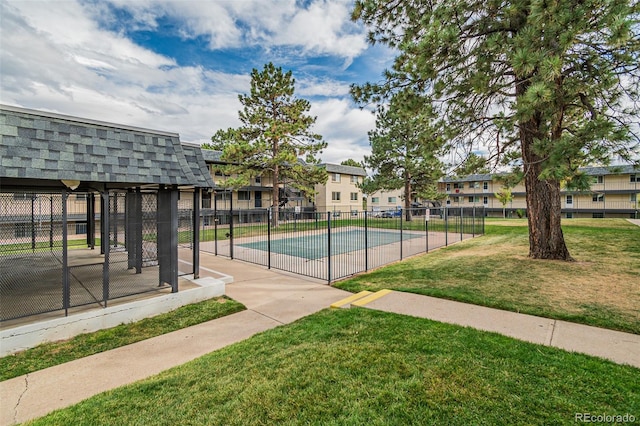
330;291;372;308
351;289;393;307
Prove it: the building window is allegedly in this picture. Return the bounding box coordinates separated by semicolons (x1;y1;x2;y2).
75;194;87;201
214;170;223;177
237;191;251;201
453;183;464;189
566;213;573;219
371;197;379;203
468;196;479;203
483;196;488;205
215;192;230;201
350;192;358;201
566;195;573;205
630;174;637;183
202;192;211;209
592;193;604;202
631;194;638;202
332;192;341;201
453;196;460;203
75;223;87;235
331;173;341;182
388;197;396;203
592;212;604;218
483;182;489;190
592;175;604;184
470;182;479;189
350;175;359;183
255;176;261;184
446;199;451;205
446;183;451;191
15;223;28;238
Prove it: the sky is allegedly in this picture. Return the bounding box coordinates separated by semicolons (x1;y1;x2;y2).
0;0;395;165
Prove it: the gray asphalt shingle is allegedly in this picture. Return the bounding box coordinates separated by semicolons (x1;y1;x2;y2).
0;105;212;188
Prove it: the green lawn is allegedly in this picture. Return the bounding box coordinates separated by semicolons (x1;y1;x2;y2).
0;297;245;381
28;308;639;426
335;218;640;334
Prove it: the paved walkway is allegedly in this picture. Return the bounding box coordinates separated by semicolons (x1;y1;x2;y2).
1;252;639;425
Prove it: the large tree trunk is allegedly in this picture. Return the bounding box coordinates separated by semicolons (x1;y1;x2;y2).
404;171;412;221
520;118;573;261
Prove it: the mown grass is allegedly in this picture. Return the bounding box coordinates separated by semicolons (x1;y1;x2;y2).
335;218;640;334
0;297;245;381
28;309;639;426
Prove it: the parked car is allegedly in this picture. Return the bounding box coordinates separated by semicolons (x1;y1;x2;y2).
381;210;401;218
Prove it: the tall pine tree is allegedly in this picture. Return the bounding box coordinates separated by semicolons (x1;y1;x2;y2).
207;63;327;226
365;90;445;221
352;0;639;260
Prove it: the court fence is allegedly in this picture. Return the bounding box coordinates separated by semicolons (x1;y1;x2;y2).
1;188;195;322
199;207;484;283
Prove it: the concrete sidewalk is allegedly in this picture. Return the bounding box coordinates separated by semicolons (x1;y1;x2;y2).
2;253;639;425
336;290;640;368
0;255;352;426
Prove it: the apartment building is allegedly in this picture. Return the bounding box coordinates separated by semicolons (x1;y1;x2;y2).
201;149;275;211
313;164;367;214
439;165;640;218
367;188;404;212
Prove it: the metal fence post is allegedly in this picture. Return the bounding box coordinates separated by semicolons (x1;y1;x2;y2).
62;189;69;315
426;214;429;253
460;208;464;241
31;195;36;252
327;211;332;284
445;207;449;246
230;192;234;260
213;195;218;256
399;208;403;260
364;210;368;271
267;208;271;270
193;189;200;279
49;196;54;248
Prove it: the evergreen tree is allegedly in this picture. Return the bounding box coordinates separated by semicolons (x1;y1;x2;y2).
352;0;639;260
207;63;327;226
365;90;445;221
341;159;365;168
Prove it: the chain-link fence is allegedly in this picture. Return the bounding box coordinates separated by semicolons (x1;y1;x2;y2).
199;206;484;283
1;188;189;322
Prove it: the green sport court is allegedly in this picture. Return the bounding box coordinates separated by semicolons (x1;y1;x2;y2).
237;228;422;260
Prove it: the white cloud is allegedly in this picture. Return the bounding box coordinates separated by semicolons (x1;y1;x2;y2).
311;99;375;164
298;78;351;97
102;0;367;60
0;0;378;166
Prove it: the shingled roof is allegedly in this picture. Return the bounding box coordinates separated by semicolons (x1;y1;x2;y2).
0;104;213;189
182;143;215;188
320;163;367;177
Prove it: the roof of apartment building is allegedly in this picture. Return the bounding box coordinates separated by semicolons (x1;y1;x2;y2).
580;165;639;176
321;163;367;177
441;165;639;183
441;173;494;183
0;104;213;189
